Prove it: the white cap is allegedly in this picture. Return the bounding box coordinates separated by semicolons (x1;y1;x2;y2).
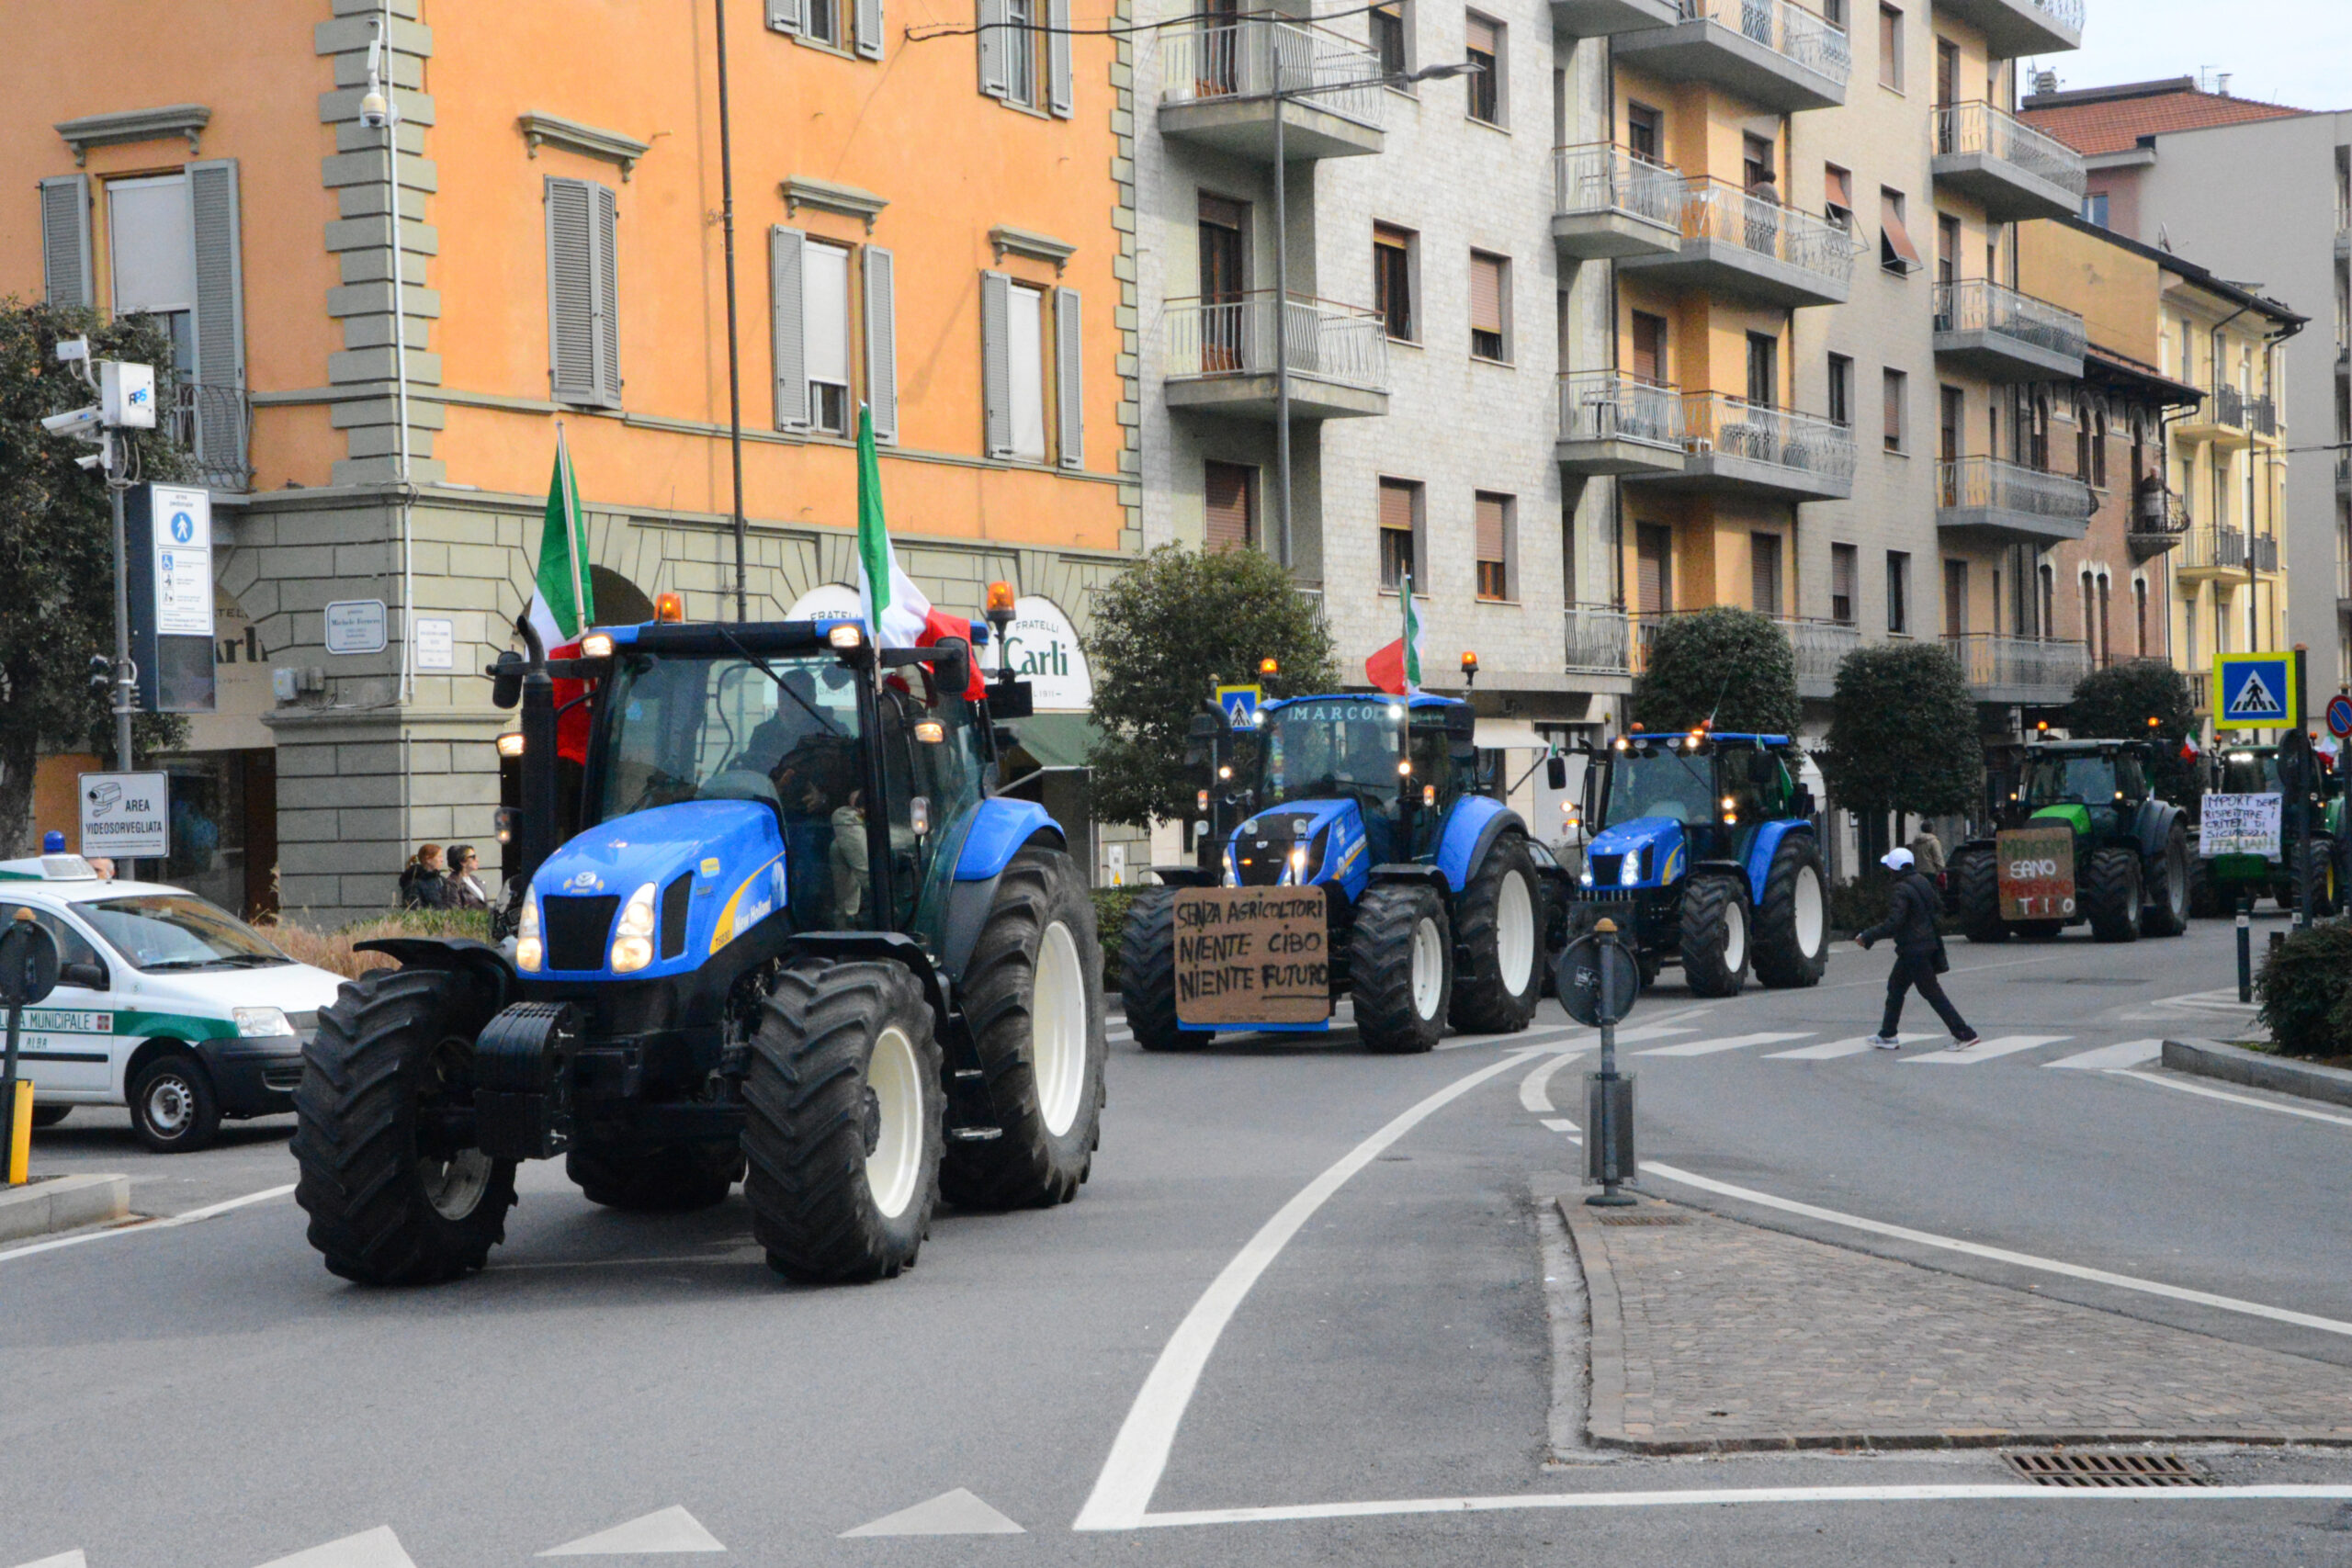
1881;847;1915;871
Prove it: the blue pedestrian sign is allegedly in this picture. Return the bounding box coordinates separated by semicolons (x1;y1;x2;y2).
2327;694;2352;740
2213;653;2298;730
1215;683;1261;730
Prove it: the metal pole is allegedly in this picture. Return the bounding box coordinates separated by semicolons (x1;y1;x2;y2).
717;0;748;623
1588;916;1634;1208
107;446;134;773
379;6;415;705
2236;908;2253;1003
1272;83;1292;570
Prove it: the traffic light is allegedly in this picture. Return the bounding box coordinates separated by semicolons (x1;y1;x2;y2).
86;655;112;698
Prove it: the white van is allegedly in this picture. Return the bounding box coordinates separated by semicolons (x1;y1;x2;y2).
0;855;346;1151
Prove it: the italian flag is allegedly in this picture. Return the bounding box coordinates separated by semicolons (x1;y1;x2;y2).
526;426;594;652
1364;570;1429;696
854;403;985;696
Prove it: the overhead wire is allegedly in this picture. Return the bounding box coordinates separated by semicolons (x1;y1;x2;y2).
904;1;1394;42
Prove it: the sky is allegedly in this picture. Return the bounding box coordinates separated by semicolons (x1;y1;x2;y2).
2018;0;2352;113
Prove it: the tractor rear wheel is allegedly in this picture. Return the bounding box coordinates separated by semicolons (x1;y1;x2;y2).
567;1139;743;1212
2140;821;2191;936
292;968;517;1285
2187;846;2220;918
1751;835;1828;989
1679;874;1750;998
2083;846;2142;942
942;847;1107;1211
742;961;943;1283
2286;837;2341;918
1119;888;1194;1052
1448;837;1541;1034
1351;882;1451;1055
1951;846;2007;942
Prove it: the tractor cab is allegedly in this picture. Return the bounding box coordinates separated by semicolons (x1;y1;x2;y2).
2009;740;2152;841
1577;730;1806;895
1227;694;1476;892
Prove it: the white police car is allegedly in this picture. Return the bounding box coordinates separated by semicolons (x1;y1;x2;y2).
0;853;345;1152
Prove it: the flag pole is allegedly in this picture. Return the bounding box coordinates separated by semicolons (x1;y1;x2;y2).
717;0;748;622
559;422;586;639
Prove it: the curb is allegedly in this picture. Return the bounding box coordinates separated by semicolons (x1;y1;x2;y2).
0;1173;132;1246
2163;1038;2352;1111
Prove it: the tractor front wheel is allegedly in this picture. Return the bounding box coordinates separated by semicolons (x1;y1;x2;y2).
1352;883;1452;1055
2083;846;2142;942
1119;888;1195;1053
1448;837;1542;1034
567;1139;743;1212
1751;835;1828;989
2141;822;2192;937
1679;874;1751;998
1951;846;2007;942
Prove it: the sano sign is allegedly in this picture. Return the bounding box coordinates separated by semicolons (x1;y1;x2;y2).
1000;597;1092;711
1996;824;2076;921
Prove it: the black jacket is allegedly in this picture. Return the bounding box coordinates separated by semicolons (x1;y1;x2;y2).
1860;869;1943;959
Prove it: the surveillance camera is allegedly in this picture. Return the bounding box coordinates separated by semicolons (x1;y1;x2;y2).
54;336;89;365
359;90;390;130
74;452;105;473
42;404;101;437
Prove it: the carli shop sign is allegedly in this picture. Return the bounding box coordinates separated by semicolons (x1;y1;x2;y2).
1000;597;1092;711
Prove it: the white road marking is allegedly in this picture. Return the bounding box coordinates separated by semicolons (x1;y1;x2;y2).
1073;1047;1544;1532
2151;988;2261;1014
1634;1031;1814;1058
2045;1039;2162;1071
1128;1483;2352;1529
252;1527;419;1568
1905;1034;2069;1066
2115;1069;2352;1130
1541;1118;1579;1134
1605;1023;1702;1045
1638;1159;2352;1339
1766;1033;1932;1059
13;1551;87;1568
842;1489;1025;1537
1518;1052;1586;1113
540;1506;726;1555
0;1182;297;1265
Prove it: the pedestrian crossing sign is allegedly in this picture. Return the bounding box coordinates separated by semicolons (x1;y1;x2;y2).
2213;653;2298;730
1216;683;1261;730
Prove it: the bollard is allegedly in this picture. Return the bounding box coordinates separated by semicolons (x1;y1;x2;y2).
2237;911;2253;1005
0;908;59;1186
1585;919;1637;1208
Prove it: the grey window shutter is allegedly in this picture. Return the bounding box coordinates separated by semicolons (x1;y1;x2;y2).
39;175;91;310
592;182;621;404
977;0;1008;96
772;226;809;430
547;177;599;404
855;0;884;58
1047;0;1073;117
863;244;898;444
980;269;1012;458
1054;286;1082;468
187;160;248;481
768;0;801;35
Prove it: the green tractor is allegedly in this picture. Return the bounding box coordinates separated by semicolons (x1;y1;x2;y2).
2187;742;2344;917
1950;738;2190;942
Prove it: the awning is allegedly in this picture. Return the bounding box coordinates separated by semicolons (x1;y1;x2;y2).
1000;712;1100;771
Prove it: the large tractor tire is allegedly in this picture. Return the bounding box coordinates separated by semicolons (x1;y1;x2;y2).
742;961;943;1283
2285;837;2341;918
942;847;1108;1211
2140;820;2192;937
1679;874;1750;997
1118;887;1194;1053
1448;836;1542;1034
2082;845;2142;942
1751;834;1829;989
567;1139;743;1212
1351;881;1452;1055
292;968;518;1286
1951;846;2007;942
2187;848;2220;918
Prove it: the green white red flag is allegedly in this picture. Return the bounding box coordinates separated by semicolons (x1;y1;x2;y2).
526;426;594;651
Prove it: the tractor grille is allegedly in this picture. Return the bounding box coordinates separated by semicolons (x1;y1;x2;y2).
542;895;620;973
1232;829;1300;886
2002;1452;2210;1489
1587;853;1625;887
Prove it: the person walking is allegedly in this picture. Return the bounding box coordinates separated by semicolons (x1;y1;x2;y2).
399;844;450;911
445;845;491;910
1858;847;1978;1049
1908;823;1948;889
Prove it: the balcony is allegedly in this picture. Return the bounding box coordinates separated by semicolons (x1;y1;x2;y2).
170;381;253;492
1932;279;2085;381
1555;371;1687;476
1552;0;1679;35
1156;19;1385;162
2176;526;2281;578
1629;612;1860;698
1944;634;2091;705
1625;392;1855;501
1928;0;2081;59
1553;144;1686;259
1565;604;1634;676
1936;457;2092;547
1162;292;1389;421
1930;102;2086;222
1612;0;1850;114
2126;479;2187;559
1615;178;1857;308
2177;383;2278;446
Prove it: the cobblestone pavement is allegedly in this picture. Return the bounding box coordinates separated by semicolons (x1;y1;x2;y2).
1563;1195;2352;1453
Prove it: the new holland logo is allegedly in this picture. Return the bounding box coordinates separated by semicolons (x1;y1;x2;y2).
2225;667;2285;718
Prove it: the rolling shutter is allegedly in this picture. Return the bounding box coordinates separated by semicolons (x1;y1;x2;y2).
978;0;1008;96
1204;461;1252;551
39;175;92;310
768;0;802;36
1469;254;1503;337
980;269;1012;458
1053;286;1082;468
1046;0;1074;116
1475;493;1506;563
1379;479;1415;538
863;244;898;443
772;226;808;430
856;0;884;59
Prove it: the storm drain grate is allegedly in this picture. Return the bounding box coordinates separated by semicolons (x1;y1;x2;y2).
1594;1213;1688;1226
2003;1452;2211;1488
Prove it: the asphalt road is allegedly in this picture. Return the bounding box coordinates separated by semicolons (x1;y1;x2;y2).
6;906;2351;1568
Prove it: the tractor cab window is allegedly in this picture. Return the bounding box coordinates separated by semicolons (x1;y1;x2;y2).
2113;754;2148;801
876;677;983;929
1257;699;1406;817
2021;754;2117;808
1601;746;1716;827
2218;751;2280;795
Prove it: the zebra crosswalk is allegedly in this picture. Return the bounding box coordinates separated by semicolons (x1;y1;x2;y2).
1608;1031;2163;1071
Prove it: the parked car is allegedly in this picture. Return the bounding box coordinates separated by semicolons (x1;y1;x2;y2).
0;853;345;1151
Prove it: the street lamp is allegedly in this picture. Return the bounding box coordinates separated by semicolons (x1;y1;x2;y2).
1267;59;1483;574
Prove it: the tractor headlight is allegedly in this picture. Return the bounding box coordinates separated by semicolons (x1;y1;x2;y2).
1579;869;1595;887
1288;844;1308;881
233;1006;295;1039
515;896;543;972
1619;849;1643;886
610;882;659;974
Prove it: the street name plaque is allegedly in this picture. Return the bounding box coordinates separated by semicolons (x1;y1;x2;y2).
1170;886;1331;1026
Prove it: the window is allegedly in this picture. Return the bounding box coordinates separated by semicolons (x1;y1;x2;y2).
1464;13;1502;125
1831;543;1859;625
1204;461;1255;550
1197;194;1247;370
1372;1;1408;75
1627;102;1663;164
1007;283;1046;460
1936;213;1960;287
2039;562;2055;637
1883;367;1907;452
978;0;1071;114
978;270;1068;463
1821;0;1845;24
1003;0;1038;105
1632;311;1668;384
1939;384;1962;463
1636;523;1673;615
107;175;197;376
2080;572;2097;663
2133;576;2148;655
2081;191;2109;228
1827;353;1853;426
1380;479;1420;589
1878;5;1903;90
775;0;887;57
1935;37;1958;107
2091;411;2107;488
548;175;622;409
806;0;842;49
1469;251;1510;361
1476;491;1513;600
800;241;853;434
1746;332;1778;407
1943;558;1969;636
1374;225;1416;342
1886;550;1912;635
1743;133;1776;194
1749;532;1782;617
1824;164;1854;229
1880;187;1921;274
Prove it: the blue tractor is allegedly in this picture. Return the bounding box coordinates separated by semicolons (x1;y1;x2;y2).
1121;693;1562;1053
1566;729;1828;996
290;603;1106;1285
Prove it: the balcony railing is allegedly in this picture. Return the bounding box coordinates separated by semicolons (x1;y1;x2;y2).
1162;291;1389;392
1565;604;1632;673
2198;383;2275;434
2177;526;2280;572
1937;456;2094;521
2245;393;2278;437
1682;392;1857;484
1558;370;1686;449
1158;17;1385;128
1629;610;1861;691
1670;177;1860;288
1942;634;2090;696
1931;101;2086;197
169;380;253;492
1667;0;1852;87
1554;143;1687;227
1933;279;2086;361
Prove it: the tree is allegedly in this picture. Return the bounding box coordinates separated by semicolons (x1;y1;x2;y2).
2069;659;2199;803
1629;607;1799;736
1819;641;1982;824
1084;545;1340;827
0;299;189;854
